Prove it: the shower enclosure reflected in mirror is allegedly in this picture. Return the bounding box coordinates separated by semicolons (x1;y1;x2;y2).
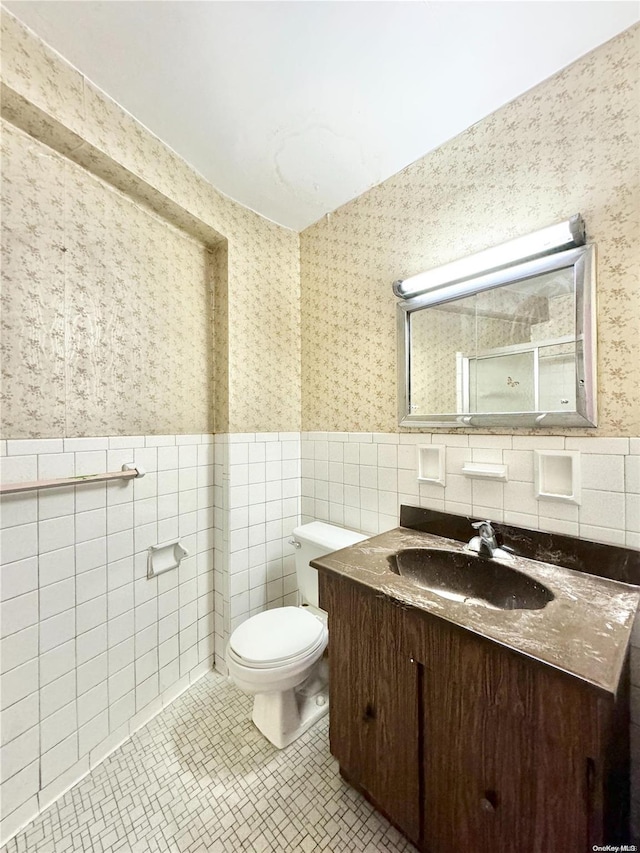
397;244;597;428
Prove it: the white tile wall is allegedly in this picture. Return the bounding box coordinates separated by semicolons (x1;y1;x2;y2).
213;433;301;674
301;432;640;547
0;434;215;845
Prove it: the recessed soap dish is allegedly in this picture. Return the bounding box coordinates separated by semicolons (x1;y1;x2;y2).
417;445;445;486
534;450;581;505
461;462;508;481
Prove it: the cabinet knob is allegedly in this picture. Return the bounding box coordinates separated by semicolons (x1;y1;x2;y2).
480;790;498;812
363;703;376;721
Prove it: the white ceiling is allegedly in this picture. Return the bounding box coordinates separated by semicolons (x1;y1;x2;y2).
5;1;639;231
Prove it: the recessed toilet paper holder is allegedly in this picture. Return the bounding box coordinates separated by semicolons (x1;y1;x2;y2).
147;540;189;579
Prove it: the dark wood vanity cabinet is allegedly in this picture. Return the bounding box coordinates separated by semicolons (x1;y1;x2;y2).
319;572;629;853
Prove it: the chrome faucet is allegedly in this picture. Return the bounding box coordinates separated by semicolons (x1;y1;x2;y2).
469;520;499;558
466;521;514;561
467;519;515;561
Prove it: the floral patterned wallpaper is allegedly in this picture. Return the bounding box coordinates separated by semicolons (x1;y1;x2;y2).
1;11;637;439
1;120;214;438
0;9;301;437
300;24;640;436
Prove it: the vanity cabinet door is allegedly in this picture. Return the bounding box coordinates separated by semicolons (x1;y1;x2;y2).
419;616;597;853
319;574;421;845
422;677;591;853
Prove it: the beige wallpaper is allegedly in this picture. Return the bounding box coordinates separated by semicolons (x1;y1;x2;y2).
1;120;213;438
300;25;640;436
2;11;638;438
0;9;301;437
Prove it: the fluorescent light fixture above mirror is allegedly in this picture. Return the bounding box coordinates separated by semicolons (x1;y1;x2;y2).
393;214;585;299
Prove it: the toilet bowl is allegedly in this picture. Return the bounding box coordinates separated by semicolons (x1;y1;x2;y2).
226;521;367;749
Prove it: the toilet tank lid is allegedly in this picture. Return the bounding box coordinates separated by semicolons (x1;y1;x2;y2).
292;521;368;551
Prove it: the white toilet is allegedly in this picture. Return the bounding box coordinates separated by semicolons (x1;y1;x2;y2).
226;521;367;748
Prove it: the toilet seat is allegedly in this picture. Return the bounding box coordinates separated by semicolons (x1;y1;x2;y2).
227;634;326;671
228;606;324;667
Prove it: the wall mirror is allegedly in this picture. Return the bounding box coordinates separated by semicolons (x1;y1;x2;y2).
396;223;597;428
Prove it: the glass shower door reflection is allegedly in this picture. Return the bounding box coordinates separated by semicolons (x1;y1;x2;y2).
469;351;536;413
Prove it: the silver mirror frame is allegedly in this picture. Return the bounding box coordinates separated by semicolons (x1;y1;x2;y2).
397;244;597;429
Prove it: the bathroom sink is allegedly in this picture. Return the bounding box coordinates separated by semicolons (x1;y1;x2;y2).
387;548;554;611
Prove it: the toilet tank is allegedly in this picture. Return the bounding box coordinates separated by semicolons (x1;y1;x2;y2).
291;521;368;607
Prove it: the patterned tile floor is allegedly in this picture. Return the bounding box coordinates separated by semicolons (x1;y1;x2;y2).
3;672;417;852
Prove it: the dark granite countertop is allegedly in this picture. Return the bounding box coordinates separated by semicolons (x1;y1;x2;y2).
312;526;640;697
